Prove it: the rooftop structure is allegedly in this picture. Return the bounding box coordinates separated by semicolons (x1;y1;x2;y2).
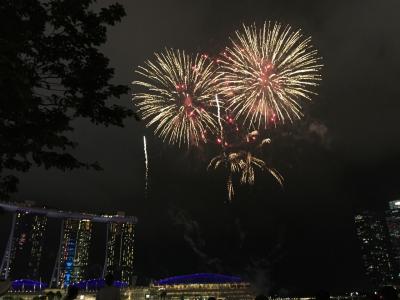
11;279;48;291
71;278;128;290
0;202;137;223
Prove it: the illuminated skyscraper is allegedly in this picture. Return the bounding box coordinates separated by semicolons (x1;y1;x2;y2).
55;219;93;287
385;200;400;278
103;213;135;285
72;219;92;282
1;202;137;287
355;211;395;286
0;210;47;280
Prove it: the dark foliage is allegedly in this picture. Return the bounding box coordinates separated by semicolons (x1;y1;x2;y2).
0;0;132;198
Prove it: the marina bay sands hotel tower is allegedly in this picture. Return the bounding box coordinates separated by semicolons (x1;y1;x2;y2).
0;202;137;287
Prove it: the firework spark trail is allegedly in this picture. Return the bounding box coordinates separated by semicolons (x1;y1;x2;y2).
215;94;224;142
143;135;149;196
208;151;283;201
133;49;222;147
219;22;322;130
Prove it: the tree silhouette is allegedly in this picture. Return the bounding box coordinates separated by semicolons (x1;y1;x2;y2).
0;0;132;198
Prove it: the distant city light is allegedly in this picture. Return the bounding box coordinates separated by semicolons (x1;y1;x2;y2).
354;211;395;285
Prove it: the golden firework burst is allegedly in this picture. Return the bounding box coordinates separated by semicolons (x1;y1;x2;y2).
219;22;322;129
133;49;223;147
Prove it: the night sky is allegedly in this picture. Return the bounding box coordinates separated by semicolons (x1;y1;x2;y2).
3;0;400;295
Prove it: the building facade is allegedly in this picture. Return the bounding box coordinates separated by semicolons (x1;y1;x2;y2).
104;218;135;285
56;219;93;287
385;200;400;279
149;273;255;300
354;211;395;286
0;210;47;280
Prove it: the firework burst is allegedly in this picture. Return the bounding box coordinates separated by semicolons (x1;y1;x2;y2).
208;150;283;201
133;49;222;147
219;22;322;129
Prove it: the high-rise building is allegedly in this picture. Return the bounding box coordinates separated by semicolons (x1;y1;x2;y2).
56;219;93;287
385;200;400;279
104;213;135;285
1;202;137;287
0;210;47;280
354;211;395;286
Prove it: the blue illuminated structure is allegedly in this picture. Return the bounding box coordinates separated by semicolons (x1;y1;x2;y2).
63;239;76;287
71;279;128;290
11;279;47;291
154;273;243;285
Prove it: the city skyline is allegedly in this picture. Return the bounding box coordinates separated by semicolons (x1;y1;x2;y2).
4;198;400;291
0;202;137;288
